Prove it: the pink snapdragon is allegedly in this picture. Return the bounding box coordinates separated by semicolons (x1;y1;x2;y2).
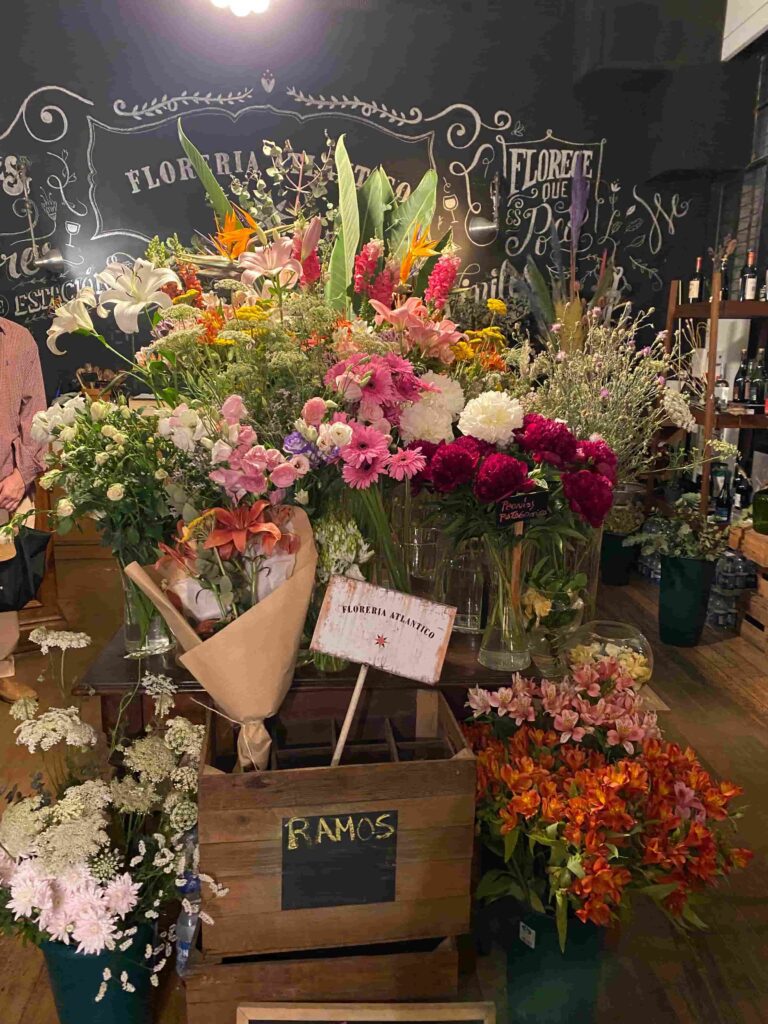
291;217;322;286
353;239;384;296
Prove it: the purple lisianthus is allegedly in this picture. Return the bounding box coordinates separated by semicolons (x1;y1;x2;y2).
283;431;314;456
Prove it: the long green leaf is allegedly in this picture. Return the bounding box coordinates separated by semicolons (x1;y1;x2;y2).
334;135;360;308
388;168;438;262
524;256;556;327
178;120;233;223
325;224;348;311
358;170;384;245
555;891;568;952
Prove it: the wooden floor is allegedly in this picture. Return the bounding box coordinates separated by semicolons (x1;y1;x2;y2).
0;562;767;1022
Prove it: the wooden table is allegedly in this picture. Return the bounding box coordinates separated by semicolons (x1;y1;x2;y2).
76;628;510;734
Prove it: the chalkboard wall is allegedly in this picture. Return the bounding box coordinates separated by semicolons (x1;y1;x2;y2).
0;0;756;393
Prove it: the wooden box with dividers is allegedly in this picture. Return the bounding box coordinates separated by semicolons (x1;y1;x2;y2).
730;526;768;649
197;685;476;959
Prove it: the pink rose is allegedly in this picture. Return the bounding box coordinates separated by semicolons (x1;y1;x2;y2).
270;462;300;488
221;395;247;424
301;397;328;428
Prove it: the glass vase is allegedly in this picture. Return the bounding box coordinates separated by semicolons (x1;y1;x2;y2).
526;592;585;678
563;619;653;687
479;536;530;672
120;570;174;659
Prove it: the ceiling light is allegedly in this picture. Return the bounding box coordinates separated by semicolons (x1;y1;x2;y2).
211;0;271;13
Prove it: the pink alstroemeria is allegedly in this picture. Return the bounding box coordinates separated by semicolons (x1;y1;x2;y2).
553;708;585;743
466;686;494;718
606;715;645;755
239;238;303;290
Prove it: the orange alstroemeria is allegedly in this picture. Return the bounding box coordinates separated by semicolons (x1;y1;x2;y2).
203;501;282;561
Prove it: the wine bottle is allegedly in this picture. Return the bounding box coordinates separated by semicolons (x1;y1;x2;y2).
720;256;731;301
754;486;768;534
714;477;732;524
740;249;758;300
688;256;705;301
733;348;749;403
732;464;753;512
714;357;730;410
748;348;766;406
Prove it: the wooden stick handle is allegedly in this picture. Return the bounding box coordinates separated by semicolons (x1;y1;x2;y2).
331;664;369;767
510;520;525;607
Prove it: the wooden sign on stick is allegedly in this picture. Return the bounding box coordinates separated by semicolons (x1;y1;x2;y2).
310;577;456;765
236;1002;496;1024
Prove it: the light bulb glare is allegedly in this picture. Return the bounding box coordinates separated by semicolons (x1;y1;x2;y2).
211;0;271;13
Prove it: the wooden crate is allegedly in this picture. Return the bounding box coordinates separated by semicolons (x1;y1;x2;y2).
729;526;768;569
185;937;458;1024
739;591;768;650
198;688;475;958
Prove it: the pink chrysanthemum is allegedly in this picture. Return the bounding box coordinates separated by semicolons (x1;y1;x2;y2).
104;873;141;919
387;446;427;481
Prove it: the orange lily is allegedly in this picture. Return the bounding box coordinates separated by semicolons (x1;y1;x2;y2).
399;225;439;284
211;205;267;260
203;501;282;560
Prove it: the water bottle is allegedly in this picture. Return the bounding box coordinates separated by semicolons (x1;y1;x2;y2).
175;828;200;978
175;875;201;977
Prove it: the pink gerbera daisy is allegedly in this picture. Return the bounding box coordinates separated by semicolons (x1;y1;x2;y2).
342;456;388;489
387;446;427;481
339;423;391;468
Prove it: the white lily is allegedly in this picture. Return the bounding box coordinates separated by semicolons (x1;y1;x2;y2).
97;259;180;334
46;287;98;355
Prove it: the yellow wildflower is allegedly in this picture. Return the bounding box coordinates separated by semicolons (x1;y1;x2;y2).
453;341;477;361
172;289;200;306
235;305;271;321
487;298;507;315
522;588;553;623
180;510;216;544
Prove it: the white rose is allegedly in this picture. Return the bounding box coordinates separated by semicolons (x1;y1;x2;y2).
120;406;132;419
324;422;353;447
58;426;77;443
111;432;127;446
101;425;117;439
95;452;109;466
56;498;75;518
106;484;125;501
154;469;168;481
39;472;57;491
457;391;524;445
31;413;52;444
60;396;85;425
89;401;107;422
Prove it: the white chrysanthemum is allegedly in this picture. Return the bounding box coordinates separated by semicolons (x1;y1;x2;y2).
419;372;465;418
399;398;454;444
14;707;97;753
458;391;524;445
0;796;45;858
163;718;205;761
123;735;177;784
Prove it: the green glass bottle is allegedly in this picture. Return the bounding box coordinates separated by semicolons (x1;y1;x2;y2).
753;486;768;535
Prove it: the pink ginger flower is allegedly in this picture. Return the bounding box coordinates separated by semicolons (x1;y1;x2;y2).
353;239;384;295
606;715;645;754
387;446;426;482
425;254;461;309
466;686;494;717
553;708;585;743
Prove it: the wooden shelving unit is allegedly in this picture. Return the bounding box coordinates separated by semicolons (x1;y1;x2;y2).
665;271;768;515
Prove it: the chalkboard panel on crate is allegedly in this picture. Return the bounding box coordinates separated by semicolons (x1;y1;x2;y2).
196;688;475;958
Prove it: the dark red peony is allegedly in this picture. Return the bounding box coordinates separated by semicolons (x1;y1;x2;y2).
451;435;495;466
576;436;618;483
430;441;479;492
562;469;614;527
473;453;536;504
516;412;578;467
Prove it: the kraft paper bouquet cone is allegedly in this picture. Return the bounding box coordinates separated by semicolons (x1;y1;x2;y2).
125;507;317;769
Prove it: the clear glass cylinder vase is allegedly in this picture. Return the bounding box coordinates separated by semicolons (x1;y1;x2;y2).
478;536;531;672
120;570;174;659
